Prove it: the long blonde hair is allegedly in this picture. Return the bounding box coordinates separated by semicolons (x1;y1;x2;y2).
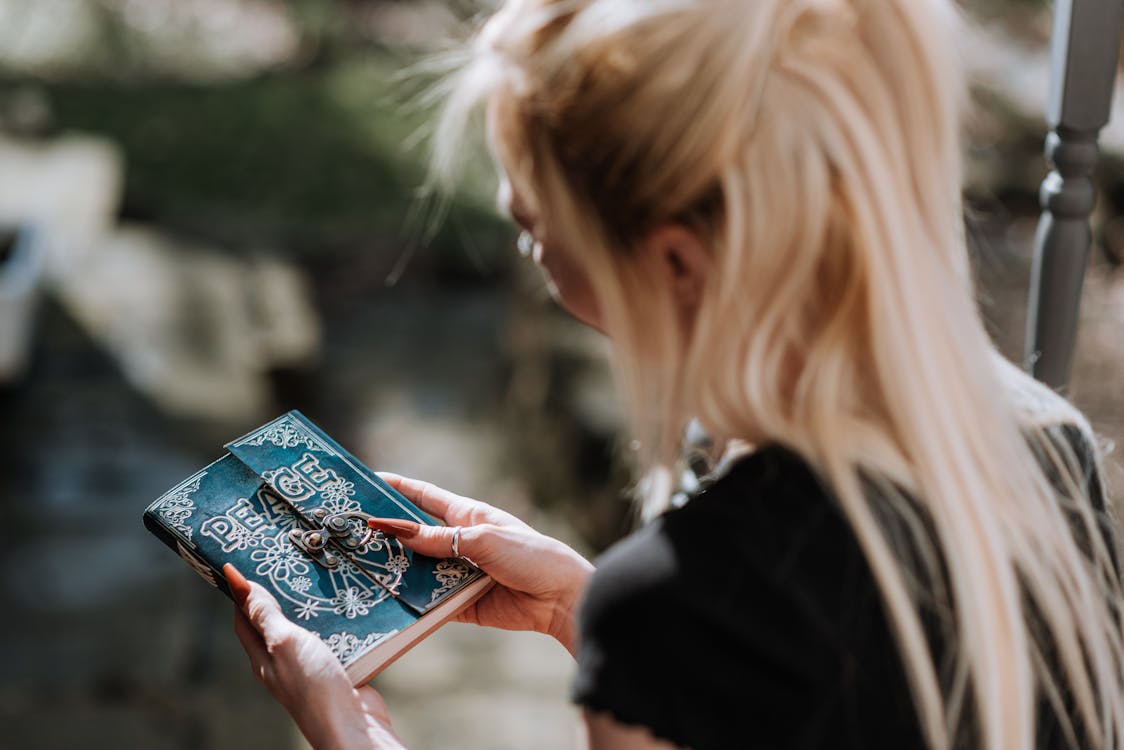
432;0;1124;747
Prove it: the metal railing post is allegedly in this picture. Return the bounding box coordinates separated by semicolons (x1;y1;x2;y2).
1025;0;1123;389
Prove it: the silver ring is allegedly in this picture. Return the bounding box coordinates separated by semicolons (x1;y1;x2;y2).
450;526;479;568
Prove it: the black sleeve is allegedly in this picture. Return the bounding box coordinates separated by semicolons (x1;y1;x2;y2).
570;519;693;746
570;448;926;750
571;518;836;750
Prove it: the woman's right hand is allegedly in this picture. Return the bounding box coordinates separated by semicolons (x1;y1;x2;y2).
369;474;595;657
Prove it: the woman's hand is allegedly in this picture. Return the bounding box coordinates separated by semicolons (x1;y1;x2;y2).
225;563;406;750
370;474;595;657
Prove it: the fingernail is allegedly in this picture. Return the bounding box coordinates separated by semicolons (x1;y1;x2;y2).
367;517;420;538
224;562;250;607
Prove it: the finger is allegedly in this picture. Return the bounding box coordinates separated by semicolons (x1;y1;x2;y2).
353;686;405;744
224;562;252;606
367;517;495;566
354;685;392;724
378;473;527;529
233;606;271;680
242;579;295;647
377;473;472;520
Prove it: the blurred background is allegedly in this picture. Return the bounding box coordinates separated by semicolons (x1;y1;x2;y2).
0;0;1122;748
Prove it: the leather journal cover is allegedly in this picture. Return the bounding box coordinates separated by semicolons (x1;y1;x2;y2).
143;410;491;685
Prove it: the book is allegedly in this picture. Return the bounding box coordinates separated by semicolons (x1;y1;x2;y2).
143;410;492;685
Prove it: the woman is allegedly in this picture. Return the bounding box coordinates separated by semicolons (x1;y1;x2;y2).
225;0;1124;747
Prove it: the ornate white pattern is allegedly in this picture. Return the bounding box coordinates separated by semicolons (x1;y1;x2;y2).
153;474;204;541
332;558;364;578
320;478;356;503
384;555;410;575
332;586;374;619
428;559;471;603
236;416;330;453
296;598;319;620
320;496;361;516
228;523;264;550
322;631;393;663
250;536;310;580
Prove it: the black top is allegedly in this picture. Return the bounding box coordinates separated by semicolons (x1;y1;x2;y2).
571;435;1113;749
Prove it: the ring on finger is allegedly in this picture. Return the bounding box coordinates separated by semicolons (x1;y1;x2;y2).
450;526;480;569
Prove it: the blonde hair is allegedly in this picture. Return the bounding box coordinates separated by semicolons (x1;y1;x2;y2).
432;0;1124;747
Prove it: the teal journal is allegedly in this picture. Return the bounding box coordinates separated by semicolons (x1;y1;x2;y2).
143;411;491;684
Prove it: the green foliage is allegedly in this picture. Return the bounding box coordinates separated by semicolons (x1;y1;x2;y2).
25;52;506;267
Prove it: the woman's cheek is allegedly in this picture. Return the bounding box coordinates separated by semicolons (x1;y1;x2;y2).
550;263;603;331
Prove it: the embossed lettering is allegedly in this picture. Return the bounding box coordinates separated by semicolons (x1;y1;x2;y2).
294;453;339;488
230;497;266;531
200;497;271;552
263;466;316;503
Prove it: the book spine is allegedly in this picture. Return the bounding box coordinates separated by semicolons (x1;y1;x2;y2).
143;510;233;599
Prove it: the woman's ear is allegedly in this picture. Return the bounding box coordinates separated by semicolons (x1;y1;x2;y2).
641;224;712;311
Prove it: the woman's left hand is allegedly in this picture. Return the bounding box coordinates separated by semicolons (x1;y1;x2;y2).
225;563;406;750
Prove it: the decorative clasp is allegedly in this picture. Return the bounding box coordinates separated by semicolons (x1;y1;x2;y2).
288;509;375;569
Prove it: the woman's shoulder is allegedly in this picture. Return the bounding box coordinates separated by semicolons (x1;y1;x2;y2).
582;393;1111;630
581;442;872;631
573;444;924;749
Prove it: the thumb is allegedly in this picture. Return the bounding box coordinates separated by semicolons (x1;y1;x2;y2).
229;567;294;645
367;517;489;565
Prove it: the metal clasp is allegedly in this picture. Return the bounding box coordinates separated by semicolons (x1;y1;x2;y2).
288;509;375;569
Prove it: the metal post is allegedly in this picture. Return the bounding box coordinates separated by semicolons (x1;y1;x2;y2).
1025;0;1123;390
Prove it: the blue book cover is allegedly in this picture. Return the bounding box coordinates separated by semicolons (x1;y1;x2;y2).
143;411;491;684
